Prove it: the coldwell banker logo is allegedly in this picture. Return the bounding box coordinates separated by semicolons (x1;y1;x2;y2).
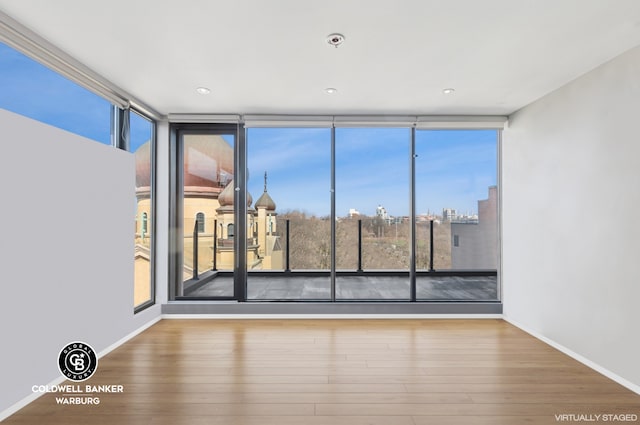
58;342;97;382
31;342;124;405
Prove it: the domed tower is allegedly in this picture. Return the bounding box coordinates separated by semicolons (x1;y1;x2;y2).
181;134;234;237
215;179;254;239
254;172;282;269
214;177;259;270
255;177;277;211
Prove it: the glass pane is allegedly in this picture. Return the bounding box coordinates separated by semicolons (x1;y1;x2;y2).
246;128;331;300
415;130;498;301
0;42;111;145
335;128;411;300
132;111;153;308
180;133;235;297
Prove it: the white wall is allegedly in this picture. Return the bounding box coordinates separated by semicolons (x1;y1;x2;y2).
502;45;640;390
0;109;161;417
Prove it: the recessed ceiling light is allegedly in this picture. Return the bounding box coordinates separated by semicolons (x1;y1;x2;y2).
326;33;345;47
442;88;455;94
325;87;338;94
196;87;211;95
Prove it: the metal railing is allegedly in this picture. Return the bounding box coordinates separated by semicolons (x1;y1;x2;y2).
192;219;218;279
192;221;198;280
429;219;435;272
357;219;363;272
285;219;290;272
280;218;438;272
212;219;217;271
189;217;453;278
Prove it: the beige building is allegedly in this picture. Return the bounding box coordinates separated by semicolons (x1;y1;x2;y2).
134;134;282;293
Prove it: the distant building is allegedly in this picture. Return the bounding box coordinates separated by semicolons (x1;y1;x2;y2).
417;212;439;223
452;213;479;224
376;205;388;220
348;208;360;218
450;186;498;270
442;208;457;222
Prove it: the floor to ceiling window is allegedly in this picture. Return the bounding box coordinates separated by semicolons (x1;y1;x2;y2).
245;128;332;300
335;127;411;300
170;122;501;303
415;129;499;301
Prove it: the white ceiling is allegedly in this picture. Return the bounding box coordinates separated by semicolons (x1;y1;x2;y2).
1;0;640;116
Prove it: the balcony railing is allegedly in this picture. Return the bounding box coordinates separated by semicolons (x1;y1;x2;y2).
185;218;464;280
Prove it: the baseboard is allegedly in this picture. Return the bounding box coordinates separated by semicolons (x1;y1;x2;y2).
161;313;503;319
0;315;162;422
0;374;68;423
96;316;161;358
503;316;640;396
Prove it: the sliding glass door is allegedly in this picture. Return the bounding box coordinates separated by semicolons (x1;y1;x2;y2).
176;128;237;299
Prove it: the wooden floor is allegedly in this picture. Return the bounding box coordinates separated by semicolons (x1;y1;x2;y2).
5;319;639;424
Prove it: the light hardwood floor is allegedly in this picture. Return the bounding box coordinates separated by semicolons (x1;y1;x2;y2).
4;319;639;424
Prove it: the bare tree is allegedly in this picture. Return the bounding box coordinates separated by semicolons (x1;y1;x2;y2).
275;212;451;270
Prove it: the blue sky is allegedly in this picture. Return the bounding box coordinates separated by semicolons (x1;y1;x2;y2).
0;43;112;144
415;130;496;216
248;128;496;217
248;128;332;216
2;41;496;218
0;42;155;149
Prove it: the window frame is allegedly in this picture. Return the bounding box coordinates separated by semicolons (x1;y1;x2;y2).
127;107;157;314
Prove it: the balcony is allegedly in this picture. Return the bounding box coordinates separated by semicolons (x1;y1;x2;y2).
181;218;498;302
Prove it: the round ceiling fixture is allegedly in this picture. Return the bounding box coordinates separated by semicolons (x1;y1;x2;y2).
442;88;455;94
196;87;211;95
326;33;345;47
325;87;338;94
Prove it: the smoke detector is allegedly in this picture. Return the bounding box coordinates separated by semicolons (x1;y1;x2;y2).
326;33;345;47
